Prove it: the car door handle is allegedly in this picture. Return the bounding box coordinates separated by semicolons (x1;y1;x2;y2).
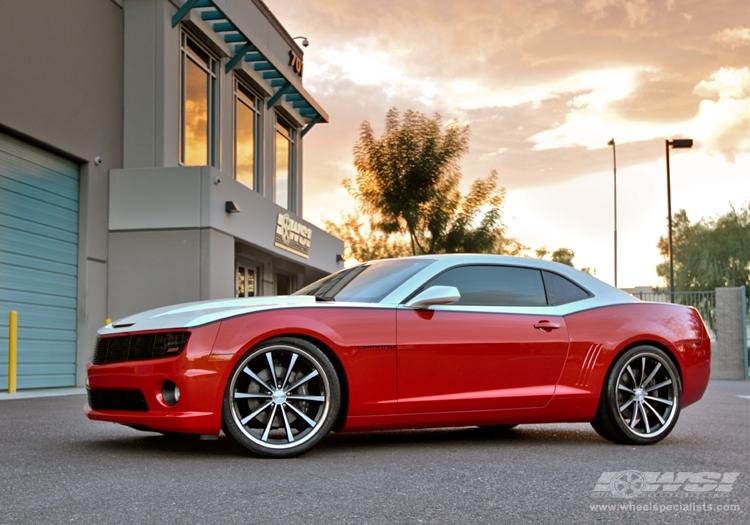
534;321;560;331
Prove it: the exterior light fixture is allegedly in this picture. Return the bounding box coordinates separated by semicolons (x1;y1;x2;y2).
665;138;694;302
225;201;241;213
293;36;309;47
336;254;345;263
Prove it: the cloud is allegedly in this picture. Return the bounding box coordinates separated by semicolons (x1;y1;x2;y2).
711;27;750;49
583;0;656;27
691;67;750;162
263;0;750;208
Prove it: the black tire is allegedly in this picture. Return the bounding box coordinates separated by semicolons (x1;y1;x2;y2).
222;337;340;458
591;345;681;445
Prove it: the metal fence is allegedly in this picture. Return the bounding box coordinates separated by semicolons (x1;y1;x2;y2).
631;290;717;338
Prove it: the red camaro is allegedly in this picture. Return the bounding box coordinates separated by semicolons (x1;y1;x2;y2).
86;255;711;457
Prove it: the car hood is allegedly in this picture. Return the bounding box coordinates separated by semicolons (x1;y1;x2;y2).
98;295;319;335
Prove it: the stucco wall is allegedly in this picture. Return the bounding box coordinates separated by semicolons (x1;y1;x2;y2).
0;0;124;385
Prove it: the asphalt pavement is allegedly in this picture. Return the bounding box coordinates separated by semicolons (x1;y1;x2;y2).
0;380;748;525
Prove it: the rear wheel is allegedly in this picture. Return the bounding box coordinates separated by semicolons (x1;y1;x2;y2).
222;337;340;458
591;345;681;445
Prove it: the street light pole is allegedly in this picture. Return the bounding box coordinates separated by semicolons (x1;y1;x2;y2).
665;138;693;303
608;138;617;288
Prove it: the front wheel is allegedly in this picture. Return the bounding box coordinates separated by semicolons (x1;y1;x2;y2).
591;345;681;445
223;337;341;458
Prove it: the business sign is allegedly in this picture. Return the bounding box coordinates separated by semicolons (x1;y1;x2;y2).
289;50;303;76
274;213;311;258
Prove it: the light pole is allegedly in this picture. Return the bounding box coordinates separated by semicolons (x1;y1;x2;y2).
665;138;693;303
608;138;617;288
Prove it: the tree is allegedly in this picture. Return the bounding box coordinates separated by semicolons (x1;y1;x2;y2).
323;212;410;262
535;246;576;267
340;108;515;259
656;204;750;293
533;246;594;273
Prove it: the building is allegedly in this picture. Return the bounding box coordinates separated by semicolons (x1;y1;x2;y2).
0;0;344;390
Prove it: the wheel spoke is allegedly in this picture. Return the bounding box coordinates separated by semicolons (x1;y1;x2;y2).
618;384;634;394
286;370;320;393
626;365;638;386
639;401;651;433
240;401;273;425
644;395;673;406
286;401;317;428
265;352;279;389
645;379;672;392
281;353;298;390
261;405;278;442
234;392;272;399
643;400;666;425
640;357;647;387
287;394;325;402
619;397;636;412
243;366;274;393
280;406;295;443
629;402;641;429
641;361;662;387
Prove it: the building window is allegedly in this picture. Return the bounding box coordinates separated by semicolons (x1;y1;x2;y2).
236;263;260;297
274;118;295;210
180;32;217;166
234;78;260;190
275;273;296;295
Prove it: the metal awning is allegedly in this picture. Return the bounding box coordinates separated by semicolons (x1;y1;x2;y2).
172;0;327;137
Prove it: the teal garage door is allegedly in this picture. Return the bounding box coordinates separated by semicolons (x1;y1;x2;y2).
0;132;79;389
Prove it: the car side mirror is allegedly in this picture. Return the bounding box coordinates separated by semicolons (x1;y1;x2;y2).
404;286;461;309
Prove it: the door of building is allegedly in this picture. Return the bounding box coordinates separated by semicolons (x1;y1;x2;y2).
0;132;79;389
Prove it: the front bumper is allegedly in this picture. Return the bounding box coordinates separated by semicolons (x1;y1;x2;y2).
85;324;228;435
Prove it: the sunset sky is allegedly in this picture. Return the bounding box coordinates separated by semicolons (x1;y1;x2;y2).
264;0;750;288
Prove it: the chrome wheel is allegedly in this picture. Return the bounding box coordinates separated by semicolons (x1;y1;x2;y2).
591;345;682;445
615;352;678;439
223;338;340;457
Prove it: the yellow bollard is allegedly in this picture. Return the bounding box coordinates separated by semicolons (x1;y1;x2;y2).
8;310;17;394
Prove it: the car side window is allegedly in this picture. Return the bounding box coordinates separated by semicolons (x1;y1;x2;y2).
542;271;591;306
425;265;548;307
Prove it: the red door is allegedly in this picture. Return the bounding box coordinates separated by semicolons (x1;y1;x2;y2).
396;307;569;413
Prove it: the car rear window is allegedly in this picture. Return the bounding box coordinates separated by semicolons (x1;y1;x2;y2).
542;271;591;305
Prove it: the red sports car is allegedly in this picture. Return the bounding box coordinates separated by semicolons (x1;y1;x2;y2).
86;255;711;457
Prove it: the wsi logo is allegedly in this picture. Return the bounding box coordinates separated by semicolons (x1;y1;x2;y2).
594;471;740;498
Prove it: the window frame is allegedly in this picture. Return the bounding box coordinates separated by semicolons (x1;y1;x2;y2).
179;30;219;167
236;260;262;298
233;76;262;191
273;114;297;211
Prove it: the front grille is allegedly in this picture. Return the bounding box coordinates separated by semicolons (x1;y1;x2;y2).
88;389;149;412
93;332;190;364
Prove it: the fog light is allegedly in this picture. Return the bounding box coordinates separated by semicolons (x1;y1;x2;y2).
162;381;180;406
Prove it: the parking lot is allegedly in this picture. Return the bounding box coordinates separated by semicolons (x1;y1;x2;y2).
1;380;748;524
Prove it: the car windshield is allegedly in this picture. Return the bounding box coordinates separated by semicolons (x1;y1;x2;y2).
293;258;434;303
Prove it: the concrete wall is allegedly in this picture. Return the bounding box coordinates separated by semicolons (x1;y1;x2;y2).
125;0;309;214
108;166;343;318
0;0;124;386
712;287;749;380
